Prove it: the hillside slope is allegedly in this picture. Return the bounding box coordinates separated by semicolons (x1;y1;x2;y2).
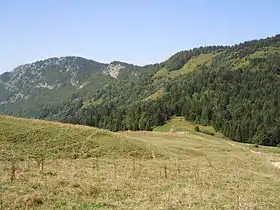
1;116;280;209
0;115;156;160
1;35;280;146
0;57;152;117
42;35;280;146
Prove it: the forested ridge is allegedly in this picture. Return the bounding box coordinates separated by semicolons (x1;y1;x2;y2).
2;35;280;146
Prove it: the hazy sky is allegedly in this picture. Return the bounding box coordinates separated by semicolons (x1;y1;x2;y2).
1;0;279;73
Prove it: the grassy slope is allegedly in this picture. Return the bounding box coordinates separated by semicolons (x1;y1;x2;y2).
152;68;169;79
150;53;216;101
152;53;215;81
150;46;280;102
224;45;280;70
153;44;280;81
1;116;280;209
0;116;155;160
143;88;164;101
153;117;216;133
170;53;215;77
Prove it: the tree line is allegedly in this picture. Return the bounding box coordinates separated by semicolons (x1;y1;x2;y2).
30;35;280;146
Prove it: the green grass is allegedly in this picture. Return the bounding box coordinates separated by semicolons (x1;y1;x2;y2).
152;68;169;79
244;143;280;154
0;115;155;160
249;50;268;59
152;53;215;80
143;88;164;101
232;58;251;69
1;116;280;209
249;47;279;59
232;46;280;70
170;53;215;77
153;117;217;134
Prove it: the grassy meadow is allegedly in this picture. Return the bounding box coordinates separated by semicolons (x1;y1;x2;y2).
1;116;280;209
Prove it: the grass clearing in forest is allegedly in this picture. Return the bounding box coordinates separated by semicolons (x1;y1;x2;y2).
143;88;164;101
152;53;215;80
170;53;215;77
152;68;169;79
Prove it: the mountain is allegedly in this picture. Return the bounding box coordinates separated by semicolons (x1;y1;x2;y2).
1;35;280;146
0;56;150;117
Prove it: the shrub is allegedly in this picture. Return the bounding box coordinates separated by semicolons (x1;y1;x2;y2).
200;130;215;136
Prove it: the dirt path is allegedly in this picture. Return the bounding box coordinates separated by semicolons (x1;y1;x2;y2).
249;149;280;169
249;149;263;155
248;149;280;169
271;162;280;169
225;140;280;169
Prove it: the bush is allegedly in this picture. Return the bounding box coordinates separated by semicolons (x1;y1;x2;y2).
194;126;200;132
200;130;215;136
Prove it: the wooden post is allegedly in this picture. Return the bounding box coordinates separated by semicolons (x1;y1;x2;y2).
132;158;135;177
10;161;16;182
40;155;44;172
0;194;3;210
113;159;117;179
164;165;167;179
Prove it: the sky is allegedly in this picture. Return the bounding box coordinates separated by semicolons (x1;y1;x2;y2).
0;0;280;73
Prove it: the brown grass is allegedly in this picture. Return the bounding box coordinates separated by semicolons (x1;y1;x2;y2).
1;116;280;209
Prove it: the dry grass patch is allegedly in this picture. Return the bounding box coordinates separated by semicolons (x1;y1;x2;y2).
1;150;280;209
1;116;280;209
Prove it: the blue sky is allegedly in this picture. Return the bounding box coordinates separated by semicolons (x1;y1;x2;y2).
0;0;279;73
